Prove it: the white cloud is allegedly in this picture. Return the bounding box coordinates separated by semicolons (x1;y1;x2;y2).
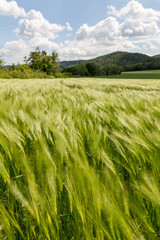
121;20;160;37
108;0;160;22
142;42;158;51
0;39;31;64
0;0;25;18
66;33;72;38
29;37;60;49
66;22;72;31
76;17;120;41
15;10;65;39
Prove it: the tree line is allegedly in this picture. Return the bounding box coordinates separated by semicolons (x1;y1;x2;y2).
0;49;123;78
63;62;123;77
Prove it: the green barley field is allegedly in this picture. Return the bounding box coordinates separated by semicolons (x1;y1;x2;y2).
0;78;160;240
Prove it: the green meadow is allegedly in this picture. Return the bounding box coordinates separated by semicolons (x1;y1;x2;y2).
0;78;160;239
108;70;160;79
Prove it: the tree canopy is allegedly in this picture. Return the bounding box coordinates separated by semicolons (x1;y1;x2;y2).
0;59;5;69
25;48;59;75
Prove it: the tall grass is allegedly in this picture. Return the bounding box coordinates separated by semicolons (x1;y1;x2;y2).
0;78;160;239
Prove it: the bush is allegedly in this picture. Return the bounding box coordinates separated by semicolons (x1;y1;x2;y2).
0;68;48;79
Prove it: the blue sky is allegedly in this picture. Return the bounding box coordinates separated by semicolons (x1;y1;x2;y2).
0;0;160;64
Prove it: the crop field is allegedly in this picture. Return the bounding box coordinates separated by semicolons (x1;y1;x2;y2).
0;78;160;240
108;70;160;79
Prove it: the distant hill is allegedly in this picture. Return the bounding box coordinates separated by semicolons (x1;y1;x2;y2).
151;54;160;59
60;52;152;69
62;51;160;72
89;51;151;67
60;52;151;69
60;60;85;69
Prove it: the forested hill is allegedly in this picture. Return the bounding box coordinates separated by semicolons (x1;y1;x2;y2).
60;52;151;68
60;60;85;69
61;51;160;71
89;51;151;67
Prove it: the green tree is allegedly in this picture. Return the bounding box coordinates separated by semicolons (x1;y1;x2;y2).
64;62;89;77
0;59;5;69
63;66;79;76
77;62;89;76
85;62;99;76
26;48;59;75
26;48;42;71
50;51;59;73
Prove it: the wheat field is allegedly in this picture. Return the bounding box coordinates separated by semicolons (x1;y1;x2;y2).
0;78;160;240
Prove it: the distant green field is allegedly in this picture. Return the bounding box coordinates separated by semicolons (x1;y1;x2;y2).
0;78;160;239
108;69;160;79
